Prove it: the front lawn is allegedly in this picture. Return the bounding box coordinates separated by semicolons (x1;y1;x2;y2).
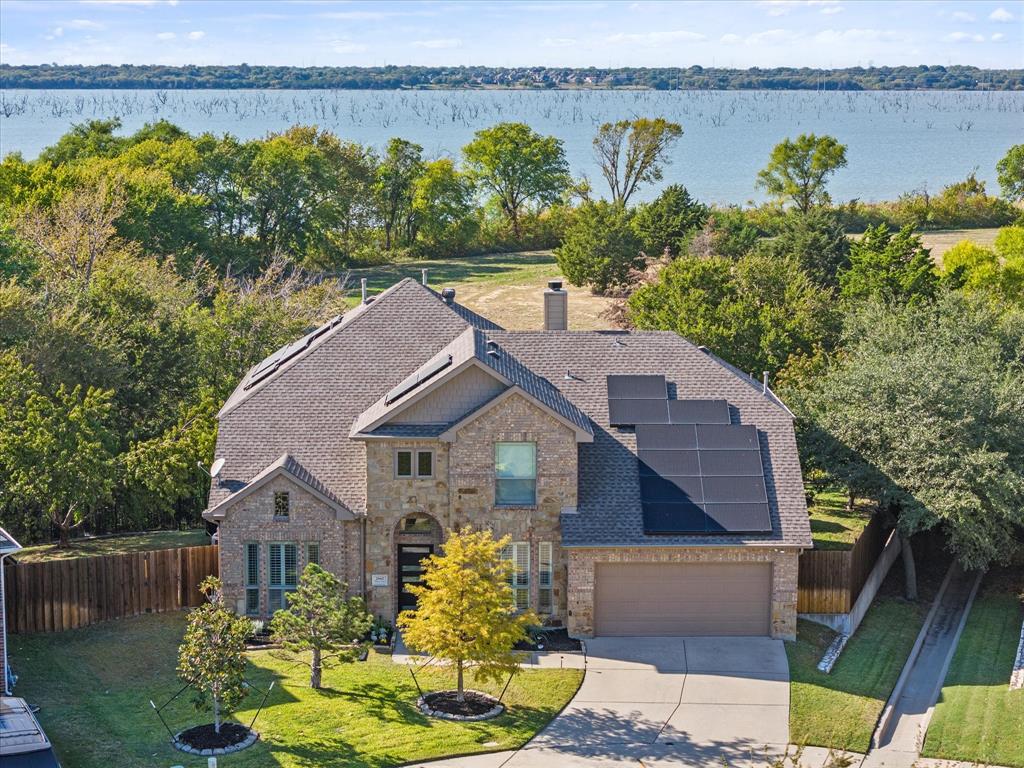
922;567;1024;768
807;489;874;550
16;529;210;563
9;612;581;768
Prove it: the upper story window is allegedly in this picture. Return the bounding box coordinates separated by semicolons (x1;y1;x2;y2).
273;492;290;520
396;449;433;479
495;442;536;506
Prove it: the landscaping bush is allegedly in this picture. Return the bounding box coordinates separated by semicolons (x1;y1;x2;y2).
555;200;642;294
630;184;708;256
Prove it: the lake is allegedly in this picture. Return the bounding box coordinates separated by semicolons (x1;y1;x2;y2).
1;88;1021;205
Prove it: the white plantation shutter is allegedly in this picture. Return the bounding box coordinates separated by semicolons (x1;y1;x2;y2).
268;543;298;612
244;543;259;615
501;542;530;611
538;542;553;614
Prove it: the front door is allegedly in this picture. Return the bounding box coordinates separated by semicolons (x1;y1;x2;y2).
398;544;433;612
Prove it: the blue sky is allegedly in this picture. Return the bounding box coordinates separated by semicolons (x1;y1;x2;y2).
1;0;1022;69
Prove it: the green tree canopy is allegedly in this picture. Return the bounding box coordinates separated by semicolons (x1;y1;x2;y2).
839;224;937;305
270;564;372;689
462;122;570;239
631;184;708;257
592;118;683;204
756;133;848;213
556;201;643;295
996;143;1024;202
397;528;535;703
759;208;851;289
375;138;424;250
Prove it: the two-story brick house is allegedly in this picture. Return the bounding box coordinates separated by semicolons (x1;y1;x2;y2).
204;277;811;639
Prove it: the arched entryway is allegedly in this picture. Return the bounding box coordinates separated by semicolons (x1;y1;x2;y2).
393;513;443;614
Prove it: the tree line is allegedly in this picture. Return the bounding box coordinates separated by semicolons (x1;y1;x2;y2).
3;63;1023;91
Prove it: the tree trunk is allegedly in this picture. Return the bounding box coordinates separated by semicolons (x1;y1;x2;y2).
311;647;322;689
846;490;856;513
509;207;521;240
900;533;918;601
56;523;71;548
456;660;464;703
213;695;221;734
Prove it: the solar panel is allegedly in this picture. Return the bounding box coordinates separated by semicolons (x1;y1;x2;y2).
635;424;698;450
607;375;667;399
642;501;706;533
698;449;764;476
701;475;768;504
608;398;669;427
640;475;703;503
638;450;700;476
385;354;453;405
695;424;759;450
704;503;772;533
668;399;730;425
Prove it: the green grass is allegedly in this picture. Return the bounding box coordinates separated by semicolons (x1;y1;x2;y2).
806;490;875;551
9;612;582;768
922;568;1024;768
17;529;210;563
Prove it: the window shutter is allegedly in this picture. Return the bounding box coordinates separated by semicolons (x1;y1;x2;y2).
538;542;553;613
245;543;259;615
307;542;320;566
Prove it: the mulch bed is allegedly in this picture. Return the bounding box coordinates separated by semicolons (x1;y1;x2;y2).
423;690;499;717
515;628;582;652
177;722;250;750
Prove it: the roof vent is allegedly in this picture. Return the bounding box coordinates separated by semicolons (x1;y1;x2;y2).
441;287;456;305
360;278;368;305
421;268;429;286
697;345;710;353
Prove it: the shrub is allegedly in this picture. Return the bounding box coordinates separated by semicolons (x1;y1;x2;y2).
555;201;642;294
631;184;708;256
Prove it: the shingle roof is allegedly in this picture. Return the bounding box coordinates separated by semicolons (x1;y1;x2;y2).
208;281;811;548
0;526;22;554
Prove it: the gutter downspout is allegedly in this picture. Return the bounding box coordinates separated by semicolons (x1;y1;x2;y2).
1;552;12;695
361;516;367;604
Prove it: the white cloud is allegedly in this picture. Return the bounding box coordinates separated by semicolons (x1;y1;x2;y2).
989;7;1014;22
605;29;706;45
991;32;1006;41
745;28;795;44
187;30;205;40
720;33;743;44
951;11;975;22
67;19;104;30
542;37;577;48
156;31;176;40
758;0;840;17
942;31;986;43
820;5;842;14
330;39;369;53
45;27;64;40
814;27;901;43
412;38;462;49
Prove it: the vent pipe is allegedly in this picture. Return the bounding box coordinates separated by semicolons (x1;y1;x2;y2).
421;268;429;286
544;280;567;331
763;371;769;394
360;278;368;304
441;287;456;305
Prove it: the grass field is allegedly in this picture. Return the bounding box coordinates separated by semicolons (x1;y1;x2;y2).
16;529;210;563
9;612;582;768
922;567;1024;768
918;228;1001;267
807;490;875;551
349;250;614;330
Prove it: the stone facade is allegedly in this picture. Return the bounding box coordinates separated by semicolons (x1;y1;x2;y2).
566;546;800;640
217;475;361;617
362;392;578;622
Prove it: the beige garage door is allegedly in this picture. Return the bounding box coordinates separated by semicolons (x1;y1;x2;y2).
594;562;772;636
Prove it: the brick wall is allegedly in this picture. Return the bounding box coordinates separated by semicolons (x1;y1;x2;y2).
567;546;800;640
217;476;361;617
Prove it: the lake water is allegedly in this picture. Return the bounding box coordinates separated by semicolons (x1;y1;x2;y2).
1;88;1021;205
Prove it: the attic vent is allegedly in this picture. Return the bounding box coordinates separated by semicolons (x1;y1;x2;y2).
697;346;710;353
441;288;456;305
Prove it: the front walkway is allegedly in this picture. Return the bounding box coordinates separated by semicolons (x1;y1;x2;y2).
411;636;800;768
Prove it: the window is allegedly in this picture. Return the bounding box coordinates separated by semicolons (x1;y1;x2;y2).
396;449;433;478
501;541;530;611
273;492;290;520
244;543;259;615
306;542;320;566
399;514;435;534
495;442;536;506
268;543;298;612
538;542;553;614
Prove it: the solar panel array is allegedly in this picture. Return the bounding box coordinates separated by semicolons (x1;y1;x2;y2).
606;375;772;535
385;354;453;405
245;315;343;390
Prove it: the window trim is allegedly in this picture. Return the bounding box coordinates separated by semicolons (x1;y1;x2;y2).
395;448;434;479
273;491;290;521
495;441;537;507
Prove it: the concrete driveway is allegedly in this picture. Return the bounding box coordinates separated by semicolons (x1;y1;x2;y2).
415;636;793;768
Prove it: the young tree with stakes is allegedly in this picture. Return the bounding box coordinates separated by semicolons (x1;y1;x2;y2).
177;577;251;735
270;563;372;689
398;527;536;703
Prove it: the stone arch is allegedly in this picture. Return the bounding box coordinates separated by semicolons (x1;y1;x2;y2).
392;512;444;618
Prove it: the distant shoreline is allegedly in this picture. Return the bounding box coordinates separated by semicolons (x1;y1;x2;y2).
3;63;1022;91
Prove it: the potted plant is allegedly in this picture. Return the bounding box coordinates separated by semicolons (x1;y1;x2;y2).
369;616;394;653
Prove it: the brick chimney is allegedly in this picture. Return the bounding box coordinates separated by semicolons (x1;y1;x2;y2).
544;280;567;331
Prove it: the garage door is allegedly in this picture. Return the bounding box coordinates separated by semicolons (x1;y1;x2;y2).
594;562;771;636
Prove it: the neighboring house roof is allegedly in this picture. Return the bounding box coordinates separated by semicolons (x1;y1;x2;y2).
350;327;593;442
204;453;354;521
0;527;22;555
207;279;811;548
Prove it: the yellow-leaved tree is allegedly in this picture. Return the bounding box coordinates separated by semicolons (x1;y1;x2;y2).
398;527;536;703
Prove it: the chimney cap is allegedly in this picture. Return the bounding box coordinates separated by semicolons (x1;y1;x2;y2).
547;280;563;291
441;287;456;305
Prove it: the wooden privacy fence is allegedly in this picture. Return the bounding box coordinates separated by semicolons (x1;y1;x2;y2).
3;544;219;634
797;513;890;614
